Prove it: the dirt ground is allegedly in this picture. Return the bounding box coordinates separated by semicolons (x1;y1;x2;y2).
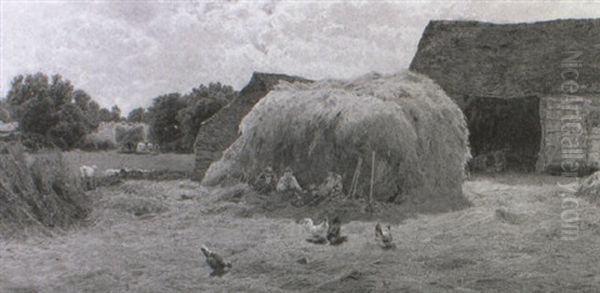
2;173;600;292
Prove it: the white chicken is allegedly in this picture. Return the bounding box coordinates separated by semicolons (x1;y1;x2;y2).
375;223;395;249
300;217;329;243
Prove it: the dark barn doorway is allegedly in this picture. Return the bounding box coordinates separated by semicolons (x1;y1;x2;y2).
464;96;541;172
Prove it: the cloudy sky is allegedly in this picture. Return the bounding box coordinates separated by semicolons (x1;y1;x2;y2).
1;0;599;113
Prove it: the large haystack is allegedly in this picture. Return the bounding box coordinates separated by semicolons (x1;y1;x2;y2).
203;71;471;211
0;143;89;235
193;72;311;181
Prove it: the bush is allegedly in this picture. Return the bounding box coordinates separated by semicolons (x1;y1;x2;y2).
79;136;117;151
20;132;57;152
115;125;145;147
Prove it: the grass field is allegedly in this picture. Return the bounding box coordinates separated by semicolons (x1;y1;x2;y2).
2;172;600;292
60;150;195;174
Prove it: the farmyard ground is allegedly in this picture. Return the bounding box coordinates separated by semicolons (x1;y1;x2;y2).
1;172;600;292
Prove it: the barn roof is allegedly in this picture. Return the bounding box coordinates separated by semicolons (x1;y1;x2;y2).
409;19;600;99
193;72;311;180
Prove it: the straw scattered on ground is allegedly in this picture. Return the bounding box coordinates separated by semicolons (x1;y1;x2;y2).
2;173;600;292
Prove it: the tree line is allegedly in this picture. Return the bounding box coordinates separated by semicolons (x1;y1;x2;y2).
2;72;237;153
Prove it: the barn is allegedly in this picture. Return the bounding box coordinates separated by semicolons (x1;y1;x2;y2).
410;19;600;175
193;72;311;181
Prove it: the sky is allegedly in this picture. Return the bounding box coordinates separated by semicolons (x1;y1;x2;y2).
1;0;600;114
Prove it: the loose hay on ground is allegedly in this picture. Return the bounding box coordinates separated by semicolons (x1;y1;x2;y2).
4;175;600;292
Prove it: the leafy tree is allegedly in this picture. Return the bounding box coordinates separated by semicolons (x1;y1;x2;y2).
115;125;144;150
0;100;11;122
111;105;122;122
143;82;236;153
127;107;145;123
20;95;57;136
48;104;90;149
48;74;74;108
176;82;237;152
98;107;113;122
6;72;101;150
142;110;154;124
147;93;186;151
6;73;49;120
73;89;100;128
86;100;101;127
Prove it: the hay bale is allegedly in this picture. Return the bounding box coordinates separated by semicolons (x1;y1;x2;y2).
0;143;89;234
203;71;471;210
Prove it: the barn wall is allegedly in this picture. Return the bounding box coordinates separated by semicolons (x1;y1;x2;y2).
537;95;600;175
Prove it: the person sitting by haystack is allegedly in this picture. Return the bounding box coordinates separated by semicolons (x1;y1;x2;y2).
318;171;343;197
252;165;276;194
304;171;343;206
276;167;303;195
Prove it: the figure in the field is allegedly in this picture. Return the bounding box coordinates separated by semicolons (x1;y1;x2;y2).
276;167;303;193
318;171;343;198
253;165;276;194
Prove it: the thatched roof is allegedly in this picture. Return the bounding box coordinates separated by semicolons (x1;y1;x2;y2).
410;19;600;99
193;72;311;181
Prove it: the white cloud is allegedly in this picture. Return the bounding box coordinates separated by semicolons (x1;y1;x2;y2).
2;1;600;113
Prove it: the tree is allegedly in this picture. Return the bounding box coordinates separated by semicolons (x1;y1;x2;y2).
48;74;74;108
87;100;101;127
176;82;237;152
111;105;122;122
147;93;186;151
98;108;112;122
115;125;144;151
127;107;145;123
73;89;100;129
0;100;11;123
6;73;49;120
6;72;101;150
48;103;90;149
20;95;57;136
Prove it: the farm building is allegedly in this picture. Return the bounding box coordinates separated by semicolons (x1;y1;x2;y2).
193;72;311;181
410;19;600;175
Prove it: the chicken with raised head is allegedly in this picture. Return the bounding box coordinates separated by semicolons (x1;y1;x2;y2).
327;216;347;245
375;223;395;249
